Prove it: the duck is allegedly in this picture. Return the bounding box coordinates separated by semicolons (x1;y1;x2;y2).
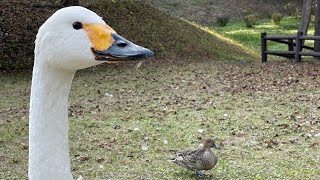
170;138;219;177
29;6;154;180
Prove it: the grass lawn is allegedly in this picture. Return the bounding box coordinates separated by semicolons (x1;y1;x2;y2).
213;17;315;54
1;60;320;179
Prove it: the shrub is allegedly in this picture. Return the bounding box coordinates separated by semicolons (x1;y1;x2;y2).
272;13;283;26
294;7;302;20
243;15;257;28
216;15;230;27
261;4;274;18
284;3;295;16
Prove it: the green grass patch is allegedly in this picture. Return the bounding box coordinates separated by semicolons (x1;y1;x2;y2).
213;17;315;53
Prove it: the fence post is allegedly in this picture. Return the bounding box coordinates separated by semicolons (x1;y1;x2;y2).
295;32;303;63
261;32;267;63
288;39;294;58
288;39;294;51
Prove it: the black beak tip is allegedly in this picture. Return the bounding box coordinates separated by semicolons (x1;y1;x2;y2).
145;49;155;59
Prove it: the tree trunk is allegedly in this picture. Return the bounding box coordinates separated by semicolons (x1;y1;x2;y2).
61;0;79;7
315;0;320;59
299;0;312;36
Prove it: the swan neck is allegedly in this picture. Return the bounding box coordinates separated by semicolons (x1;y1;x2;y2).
29;65;75;180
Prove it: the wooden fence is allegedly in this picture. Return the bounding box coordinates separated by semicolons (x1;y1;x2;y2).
261;32;320;62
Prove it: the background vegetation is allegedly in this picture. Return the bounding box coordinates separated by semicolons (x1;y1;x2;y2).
0;0;253;70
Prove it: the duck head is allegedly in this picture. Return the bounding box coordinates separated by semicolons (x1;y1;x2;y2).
203;138;220;149
35;6;154;70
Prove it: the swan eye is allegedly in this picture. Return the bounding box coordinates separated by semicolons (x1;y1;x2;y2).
72;22;83;30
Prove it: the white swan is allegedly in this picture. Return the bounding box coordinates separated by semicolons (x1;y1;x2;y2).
29;6;153;180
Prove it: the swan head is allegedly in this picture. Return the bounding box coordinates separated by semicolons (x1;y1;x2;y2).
35;6;154;70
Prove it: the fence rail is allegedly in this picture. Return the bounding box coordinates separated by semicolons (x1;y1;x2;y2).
261;32;320;62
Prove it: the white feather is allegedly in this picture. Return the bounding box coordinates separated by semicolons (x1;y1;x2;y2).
29;7;109;180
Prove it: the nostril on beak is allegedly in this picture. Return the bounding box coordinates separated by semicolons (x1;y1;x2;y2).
115;40;128;48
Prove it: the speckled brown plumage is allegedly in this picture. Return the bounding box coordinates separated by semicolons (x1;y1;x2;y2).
171;138;219;177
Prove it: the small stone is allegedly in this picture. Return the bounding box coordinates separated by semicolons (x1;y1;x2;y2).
163;140;168;144
141;144;148;151
104;92;114;97
305;133;312;138
197;129;204;134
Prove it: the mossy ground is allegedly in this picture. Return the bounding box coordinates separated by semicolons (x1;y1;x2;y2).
1;60;320;179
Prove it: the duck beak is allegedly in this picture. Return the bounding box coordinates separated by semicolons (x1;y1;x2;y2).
92;33;154;62
212;143;220;150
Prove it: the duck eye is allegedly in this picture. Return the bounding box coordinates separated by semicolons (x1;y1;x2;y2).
72;22;83;30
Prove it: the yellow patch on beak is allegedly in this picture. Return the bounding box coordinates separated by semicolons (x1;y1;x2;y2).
83;23;115;51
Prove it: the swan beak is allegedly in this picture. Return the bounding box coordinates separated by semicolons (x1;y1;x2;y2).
92;33;154;62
